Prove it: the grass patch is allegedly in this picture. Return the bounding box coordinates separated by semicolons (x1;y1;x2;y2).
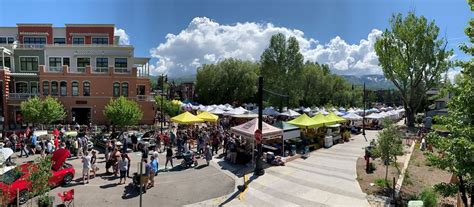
375;178;390;188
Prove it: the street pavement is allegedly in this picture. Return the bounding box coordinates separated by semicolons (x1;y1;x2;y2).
194;130;381;207
11;148;234;207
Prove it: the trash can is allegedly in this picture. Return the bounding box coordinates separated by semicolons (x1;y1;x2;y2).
291;145;296;156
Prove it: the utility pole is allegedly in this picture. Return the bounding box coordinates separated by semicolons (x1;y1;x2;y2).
254;76;265;176
160;74;167;134
362;82;367;141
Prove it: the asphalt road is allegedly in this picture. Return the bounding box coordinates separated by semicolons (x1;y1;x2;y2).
12;149;235;207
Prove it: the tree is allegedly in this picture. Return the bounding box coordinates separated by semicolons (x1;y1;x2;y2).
425;1;474;206
104;96;143;129
375;12;453;127
195;59;258;104
20;97;43;125
154;96;182;118
21;96;66;126
372;119;403;181
28;155;53;206
261;33;304;109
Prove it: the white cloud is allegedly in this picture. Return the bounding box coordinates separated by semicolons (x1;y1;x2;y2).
114;28;130;45
149;17;383;76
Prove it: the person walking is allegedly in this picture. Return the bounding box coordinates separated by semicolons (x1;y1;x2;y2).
149;153;158;188
205;145;212;166
82;151;92;184
118;154;128;184
91;150;97;178
122;152;131;178
141;159;151;193
30;132;37;155
131;133;138;152
19;134;29;158
77;137;83;158
165;146;173;169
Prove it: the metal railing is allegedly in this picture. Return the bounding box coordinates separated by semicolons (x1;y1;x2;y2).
48;66;63;72
94;67;109;73
136;95;154;102
114;68;129;73
15;44;45;49
8;93;39;100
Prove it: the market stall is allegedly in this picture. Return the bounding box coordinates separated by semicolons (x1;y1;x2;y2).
230;118;283;164
273;121;301;156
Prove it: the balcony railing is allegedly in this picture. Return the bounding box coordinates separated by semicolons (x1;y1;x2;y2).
15;44;45;49
136;95;154;102
48;66;63;72
94;67;109;73
8;93;39;100
114;68;129;73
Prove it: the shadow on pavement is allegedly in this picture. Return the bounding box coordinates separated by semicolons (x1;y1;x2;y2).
195;164;209;170
218;174;259;206
122;183;140;200
100;183;119;189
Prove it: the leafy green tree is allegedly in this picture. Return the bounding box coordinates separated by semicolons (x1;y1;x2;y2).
425;2;474;205
261;33;304;109
104;96;143;129
21;96;66;126
42;96;67;125
20;97;43;125
375;12;453;127
155;96;182;118
372;119;403;181
195;59;258;104
28;155;53;206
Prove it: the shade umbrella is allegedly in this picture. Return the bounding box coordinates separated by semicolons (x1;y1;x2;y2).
343;112;363;121
231;112;258;119
288;114;322;128
280;109;301;117
209;107;225;115
224;106;248;116
171;111;204;124
312;112;335;125
326;112;347;124
197;111;219;122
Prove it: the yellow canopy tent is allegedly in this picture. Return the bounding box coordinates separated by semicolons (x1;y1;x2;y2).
197;111;219;122
326;112;347;124
312;112;336;125
287;114;322;128
171;111;204;124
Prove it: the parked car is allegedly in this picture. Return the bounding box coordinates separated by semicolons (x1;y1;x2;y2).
137;130;156;149
0;149;75;205
92;133;114;149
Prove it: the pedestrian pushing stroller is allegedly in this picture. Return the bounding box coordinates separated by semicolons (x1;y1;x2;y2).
181;150;198;168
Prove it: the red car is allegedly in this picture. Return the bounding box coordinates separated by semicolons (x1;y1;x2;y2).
0;149;75;204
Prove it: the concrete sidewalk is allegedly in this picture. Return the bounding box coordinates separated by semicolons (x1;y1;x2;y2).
193;130;380;207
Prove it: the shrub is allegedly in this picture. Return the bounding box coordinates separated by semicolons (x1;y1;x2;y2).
420;188;438;207
375;178;390;188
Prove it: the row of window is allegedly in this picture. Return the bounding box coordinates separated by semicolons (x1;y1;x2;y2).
0;37;15;44
12;57;128;72
42;81;90;96
41;81;129;97
21;36;109;45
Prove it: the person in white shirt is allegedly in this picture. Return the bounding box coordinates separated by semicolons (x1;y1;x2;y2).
82;151;92;184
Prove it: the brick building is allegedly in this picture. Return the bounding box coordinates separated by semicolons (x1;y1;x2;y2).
0;24;155;132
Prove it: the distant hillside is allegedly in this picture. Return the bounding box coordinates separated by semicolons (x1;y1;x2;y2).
342;74;395;89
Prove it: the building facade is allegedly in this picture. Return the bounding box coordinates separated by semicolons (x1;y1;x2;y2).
0;24;155;131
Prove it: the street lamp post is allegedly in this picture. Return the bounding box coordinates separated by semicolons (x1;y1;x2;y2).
362;82;367;141
254;76;265;176
160;74;167;134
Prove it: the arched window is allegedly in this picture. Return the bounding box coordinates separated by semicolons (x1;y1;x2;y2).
51;81;58;96
121;82;128;97
42;81;49;95
83;81;90;96
72;81;79;96
113;82;120;97
60;81;67;96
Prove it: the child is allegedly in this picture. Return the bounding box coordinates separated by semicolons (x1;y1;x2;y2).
118;154;128;184
91;150;97;178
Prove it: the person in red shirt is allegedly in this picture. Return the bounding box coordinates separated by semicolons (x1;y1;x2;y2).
163;133;170;152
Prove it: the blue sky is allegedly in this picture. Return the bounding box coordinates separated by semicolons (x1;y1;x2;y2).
0;0;471;77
